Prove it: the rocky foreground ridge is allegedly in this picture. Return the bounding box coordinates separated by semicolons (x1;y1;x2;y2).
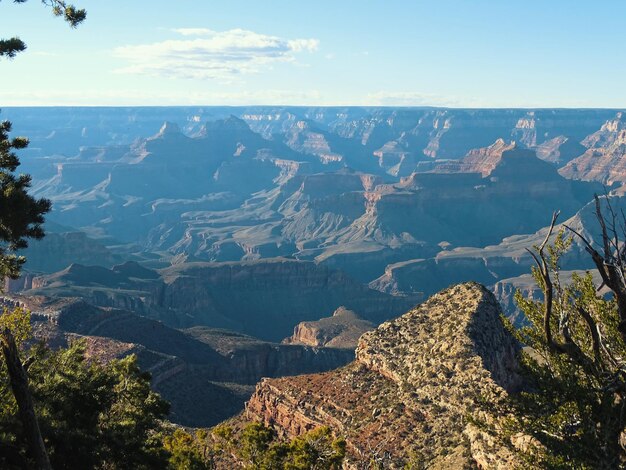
242;283;524;468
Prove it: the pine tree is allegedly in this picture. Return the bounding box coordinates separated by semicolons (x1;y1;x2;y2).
0;1;85;467
0;0;86;59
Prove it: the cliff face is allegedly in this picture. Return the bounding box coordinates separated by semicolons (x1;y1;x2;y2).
25;259;410;343
283;120;343;164
19;106;612;280
156;260;411;341
283;307;375;349
351;144;597;249
433;138;515;176
21;231;118;273
244;283;523;468
18;107;616;306
560;113;626;184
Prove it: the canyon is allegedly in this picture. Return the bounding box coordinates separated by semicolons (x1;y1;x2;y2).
3;106;626;429
4;294;354;427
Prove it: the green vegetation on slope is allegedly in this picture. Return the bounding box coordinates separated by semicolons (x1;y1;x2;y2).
0;312;170;468
499;198;626;468
164;422;346;470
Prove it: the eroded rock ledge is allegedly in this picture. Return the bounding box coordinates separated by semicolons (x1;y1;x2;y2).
244;282;523;468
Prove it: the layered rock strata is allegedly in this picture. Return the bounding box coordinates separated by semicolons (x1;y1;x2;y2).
244;283;523;468
283;307;375;349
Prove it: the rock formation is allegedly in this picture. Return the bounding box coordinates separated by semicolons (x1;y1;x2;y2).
283;120;344;164
283;307;375;349
243;283;523;468
560;112;626;184
433;138;515;176
21;231;119;273
12;106;613;303
13;107;609;272
369;194;625;307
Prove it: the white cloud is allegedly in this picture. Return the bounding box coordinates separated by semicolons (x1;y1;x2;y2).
171;28;215;36
287;39;319;52
112;28;319;80
365;91;479;107
0;88;326;106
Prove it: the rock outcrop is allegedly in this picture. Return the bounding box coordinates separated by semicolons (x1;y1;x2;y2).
560;112;626;184
283;307;375;349
243;283;523;468
433;138;515;176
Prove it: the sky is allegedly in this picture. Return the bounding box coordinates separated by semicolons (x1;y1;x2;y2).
1;0;625;107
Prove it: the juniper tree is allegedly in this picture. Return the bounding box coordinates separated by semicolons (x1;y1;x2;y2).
510;195;626;468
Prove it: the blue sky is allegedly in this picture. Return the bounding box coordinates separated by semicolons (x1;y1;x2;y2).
1;0;625;107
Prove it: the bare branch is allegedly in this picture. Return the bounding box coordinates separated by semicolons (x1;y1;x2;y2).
576;304;604;370
596;194;612;263
528;212;562;353
538;211;561;255
564;224;595;254
525;247;541;270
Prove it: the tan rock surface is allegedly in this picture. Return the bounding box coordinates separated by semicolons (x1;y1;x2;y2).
242;283;523;468
283;307;375;349
560;112;626;184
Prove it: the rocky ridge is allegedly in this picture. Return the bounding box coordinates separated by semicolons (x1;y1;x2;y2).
243;283;523;468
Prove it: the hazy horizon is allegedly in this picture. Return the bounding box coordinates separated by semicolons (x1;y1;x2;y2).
3;105;626;110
